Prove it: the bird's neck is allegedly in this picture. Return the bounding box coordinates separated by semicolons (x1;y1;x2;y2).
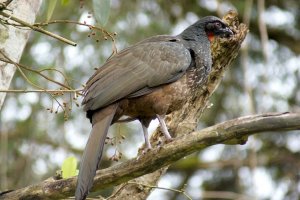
179;28;211;66
179;25;207;42
179;31;212;89
187;43;212;89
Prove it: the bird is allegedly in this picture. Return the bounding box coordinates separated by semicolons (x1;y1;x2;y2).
75;16;233;200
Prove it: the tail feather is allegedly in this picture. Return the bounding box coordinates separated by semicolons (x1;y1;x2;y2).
75;104;117;200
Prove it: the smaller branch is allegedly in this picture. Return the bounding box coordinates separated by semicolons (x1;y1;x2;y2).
0;50;83;117
0;11;77;46
19;64;72;90
12;62;70;113
202;191;253;200
257;0;269;63
34;20;114;39
106;184;129;200
11;63;67;112
13;60;45;91
34;19;117;54
0;52;73;90
126;182;192;200
0;0;13;10
39;68;72;87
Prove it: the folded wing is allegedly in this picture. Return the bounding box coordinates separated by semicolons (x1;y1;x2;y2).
82;36;192;111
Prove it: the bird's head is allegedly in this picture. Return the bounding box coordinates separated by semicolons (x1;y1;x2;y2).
180;16;233;43
202;16;233;42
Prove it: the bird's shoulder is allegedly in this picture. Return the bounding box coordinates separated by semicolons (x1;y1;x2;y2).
135;35;182;44
85;35;190;88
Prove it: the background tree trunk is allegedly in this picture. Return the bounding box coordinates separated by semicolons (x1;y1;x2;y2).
0;0;42;109
0;0;42;192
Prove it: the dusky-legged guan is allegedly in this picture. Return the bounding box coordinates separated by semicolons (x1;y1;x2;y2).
76;16;233;200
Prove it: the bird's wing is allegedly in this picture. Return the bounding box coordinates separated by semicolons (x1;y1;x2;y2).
82;36;192;111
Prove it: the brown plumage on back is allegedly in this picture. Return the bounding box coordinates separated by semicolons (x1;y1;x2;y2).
76;16;233;200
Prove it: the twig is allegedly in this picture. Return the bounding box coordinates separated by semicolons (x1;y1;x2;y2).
0;52;73;90
0;0;13;10
0;50;83;115
0;49;82;117
257;0;269;63
0;89;81;93
107;181;191;200
11;63;68;112
128;181;192;200
106;184;128;199
135;182;191;200
39;68;72;87
202;191;253;200
0;11;77;46
34;20;113;38
34;19;117;54
13;60;45;91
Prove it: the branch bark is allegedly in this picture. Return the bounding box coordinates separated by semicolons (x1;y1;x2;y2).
1;112;299;199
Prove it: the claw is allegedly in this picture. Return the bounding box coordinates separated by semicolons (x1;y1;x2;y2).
141;147;152;155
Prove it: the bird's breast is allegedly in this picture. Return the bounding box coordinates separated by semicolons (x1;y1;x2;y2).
118;75;190;119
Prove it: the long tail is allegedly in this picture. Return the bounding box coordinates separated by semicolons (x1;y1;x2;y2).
75;104;117;200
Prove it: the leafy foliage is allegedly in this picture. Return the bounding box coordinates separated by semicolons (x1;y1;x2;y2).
46;0;58;22
92;0;111;26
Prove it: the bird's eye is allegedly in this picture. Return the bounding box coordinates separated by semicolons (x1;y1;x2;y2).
215;22;222;28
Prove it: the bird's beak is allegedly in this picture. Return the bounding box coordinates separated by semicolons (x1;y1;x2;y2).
218;26;234;38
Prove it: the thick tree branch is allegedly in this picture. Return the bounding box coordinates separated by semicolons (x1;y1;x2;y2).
1;112;299;199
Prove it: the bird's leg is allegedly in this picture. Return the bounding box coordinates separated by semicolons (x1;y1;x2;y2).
141;122;152;151
156;114;173;142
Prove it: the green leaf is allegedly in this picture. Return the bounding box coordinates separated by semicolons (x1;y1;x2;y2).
61;0;70;6
47;0;58;22
61;156;78;178
92;0;111;26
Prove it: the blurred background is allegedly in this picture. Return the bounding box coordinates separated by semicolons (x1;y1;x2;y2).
1;0;300;199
